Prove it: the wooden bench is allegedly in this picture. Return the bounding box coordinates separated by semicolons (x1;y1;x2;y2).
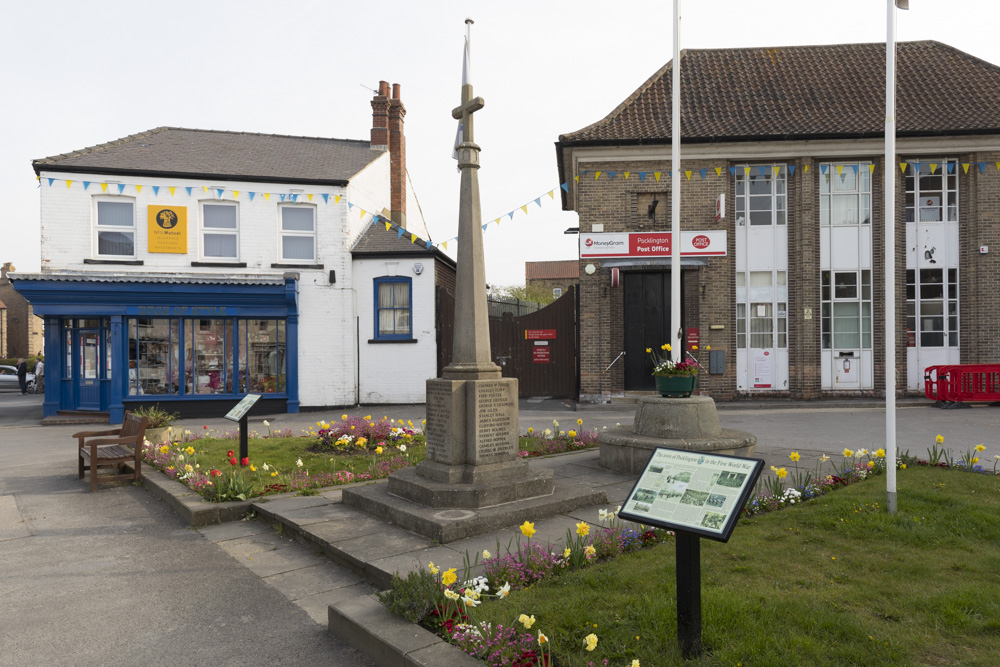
74;412;149;492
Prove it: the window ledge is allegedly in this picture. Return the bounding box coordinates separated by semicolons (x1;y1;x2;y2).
84;259;144;265
368;338;417;344
191;261;248;268
271;263;323;269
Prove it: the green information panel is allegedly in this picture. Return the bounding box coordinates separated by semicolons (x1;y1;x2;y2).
224;394;262;422
617;448;763;542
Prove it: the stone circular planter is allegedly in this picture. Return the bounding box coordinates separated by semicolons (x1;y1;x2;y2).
654;374;697;397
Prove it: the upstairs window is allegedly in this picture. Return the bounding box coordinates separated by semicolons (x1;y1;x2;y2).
734;165;786;226
201;203;239;259
280;205;316;262
374;276;411;339
820;163;871;226
96;199;135;257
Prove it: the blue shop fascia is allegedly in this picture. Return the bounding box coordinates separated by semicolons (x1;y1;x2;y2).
11;271;299;422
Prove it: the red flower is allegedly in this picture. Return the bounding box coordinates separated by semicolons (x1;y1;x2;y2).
229;457;238;466
210;469;221;477
241;457;249;466
227;450;234;458
203;425;208;429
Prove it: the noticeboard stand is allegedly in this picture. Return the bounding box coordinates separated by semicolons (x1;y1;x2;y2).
223;394;262;464
675;530;702;659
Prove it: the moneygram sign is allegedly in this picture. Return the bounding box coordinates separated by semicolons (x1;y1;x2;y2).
580;231;726;258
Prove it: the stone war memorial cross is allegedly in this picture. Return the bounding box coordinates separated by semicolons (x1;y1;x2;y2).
342;21;604;542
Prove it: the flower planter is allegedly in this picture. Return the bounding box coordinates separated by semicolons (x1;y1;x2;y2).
654;374;697;398
145;426;173;445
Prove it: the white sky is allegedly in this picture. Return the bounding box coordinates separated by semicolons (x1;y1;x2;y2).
2;1;999;288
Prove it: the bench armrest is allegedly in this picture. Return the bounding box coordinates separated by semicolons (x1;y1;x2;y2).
73;428;122;439
80;435;143;448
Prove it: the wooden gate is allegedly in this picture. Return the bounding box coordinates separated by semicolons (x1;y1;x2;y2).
436;286;578;398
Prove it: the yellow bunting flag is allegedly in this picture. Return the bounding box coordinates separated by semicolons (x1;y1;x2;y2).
385;221;392;231
899;162;908;173
168;187;176;196
233;191;239;199
868;164;876;174
66;180;73;188
136;185;143;193
520;204;528;214
493;218;500;225
995;162;1000;172
743;167;751;176
442;241;448;250
100;183;108;193
654;172;661;182
595;171;602;180
623;172;630;180
335;195;341;203
715;167;722;177
548;190;555;199
203;186;208;193
359;209;366;218
264;193;270;201
307;194;313;202
574;176;579;182
803;165;809;173
773;166;781;176
410;233;417;243
835;165;843;175
963;163;970;174
684;170;692;180
929;164;938;174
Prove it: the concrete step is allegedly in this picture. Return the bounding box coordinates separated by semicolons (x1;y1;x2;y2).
42;411;110;426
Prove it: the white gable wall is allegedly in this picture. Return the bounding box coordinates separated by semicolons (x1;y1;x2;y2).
352;255;437;404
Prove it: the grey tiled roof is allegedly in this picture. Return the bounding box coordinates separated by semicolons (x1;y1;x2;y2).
351;222;455;267
33;127;384;184
559;41;1000;145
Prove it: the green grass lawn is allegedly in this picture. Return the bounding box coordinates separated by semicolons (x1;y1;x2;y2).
470;466;1000;666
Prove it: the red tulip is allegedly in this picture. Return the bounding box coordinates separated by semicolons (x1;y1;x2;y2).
229;457;237;466
203;425;208;429
241;457;249;467
227;450;234;458
210;469;221;477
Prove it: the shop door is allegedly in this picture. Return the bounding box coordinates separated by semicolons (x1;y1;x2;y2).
76;329;102;410
623;272;674;391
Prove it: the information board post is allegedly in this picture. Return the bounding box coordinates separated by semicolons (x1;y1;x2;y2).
675;530;702;658
224;394;262;463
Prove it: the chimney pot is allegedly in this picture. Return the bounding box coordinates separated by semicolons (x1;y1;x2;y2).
392;83;401;99
379;81;390;96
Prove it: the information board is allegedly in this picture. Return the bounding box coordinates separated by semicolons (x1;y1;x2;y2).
617;447;763;542
224;394;262;422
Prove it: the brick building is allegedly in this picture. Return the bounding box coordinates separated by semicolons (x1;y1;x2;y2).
557;41;1000;402
12;82;454;421
525;260;579;300
0;262;44;359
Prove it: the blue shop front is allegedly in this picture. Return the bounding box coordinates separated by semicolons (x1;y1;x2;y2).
11;272;299;422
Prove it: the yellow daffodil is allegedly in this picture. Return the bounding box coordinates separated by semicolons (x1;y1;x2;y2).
563;547;571;558
576;521;590;537
632;661;640;667
519;614;536;629
249;464;257;472
820;454;830;462
441;568;457;586
972;457;979;464
584;633;598;651
775;467;788;479
577;418;583;426
867;461;875;469
520;521;536;538
185;446;195;455
528;427;534;434
497;582;511;598
375;446;383;454
364;415;371;421
664;343;671;351
271;471;278;477
843;448;854;458
584;545;596;557
482;549;491;559
184;464;193;473
341;414;348;420
789;452;800;462
875;448;886;458
159;445;170;454
443;589;459;601
935;434;944;444
427;562;439;575
645;347;652;353
568;430;577;438
975;444;986;452
900;463;907;469
538;632;548;645
177;454;184;462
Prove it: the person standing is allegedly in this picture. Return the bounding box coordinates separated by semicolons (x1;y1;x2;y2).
16;358;28;395
35;358;44;393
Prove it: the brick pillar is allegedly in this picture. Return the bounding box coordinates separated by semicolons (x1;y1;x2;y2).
387;83;407;226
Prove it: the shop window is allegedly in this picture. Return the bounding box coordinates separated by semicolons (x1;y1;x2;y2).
96;199;135;257
279;205;316;262
238;319;285;393
185;319;231;394
375;277;411;339
128;319;179;395
201;203;239;259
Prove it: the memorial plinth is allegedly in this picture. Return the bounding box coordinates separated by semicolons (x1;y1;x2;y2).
599;396;757;476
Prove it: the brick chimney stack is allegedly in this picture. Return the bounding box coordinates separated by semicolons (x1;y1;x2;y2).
370;81;406;226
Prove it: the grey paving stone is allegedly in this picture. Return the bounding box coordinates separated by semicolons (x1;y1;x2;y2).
294;582;376;625
301;506;390;545
328;595;440;667
238;543;328;578
264;562;361;601
198;520;265;543
254;495;333;514
404;640;483;667
279;503;342;526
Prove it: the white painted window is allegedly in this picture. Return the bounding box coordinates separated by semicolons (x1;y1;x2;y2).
95;198;135;257
735;165;786;226
279;205;316;262
820;163;871;225
553;287;562;298
201;202;239;259
821;270;872;350
905;160;958;223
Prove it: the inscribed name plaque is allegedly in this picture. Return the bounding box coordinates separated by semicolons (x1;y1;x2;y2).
424;379;466;465
467;378;517;465
617;447;763;542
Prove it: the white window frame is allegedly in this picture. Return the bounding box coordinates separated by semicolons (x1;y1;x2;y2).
200;201;240;261
94;196;137;258
734;165;787;227
905;158;958;224
820;162;872;226
278;204;317;263
553;287;562;298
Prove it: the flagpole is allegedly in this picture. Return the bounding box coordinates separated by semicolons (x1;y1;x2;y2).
670;0;682;362
885;0;900;514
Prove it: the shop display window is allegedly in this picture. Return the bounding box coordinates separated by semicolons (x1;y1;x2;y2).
186;319;230;395
129;319;179;395
239;319;285;394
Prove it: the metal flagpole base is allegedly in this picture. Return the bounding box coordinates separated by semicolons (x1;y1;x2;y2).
886;490;897;514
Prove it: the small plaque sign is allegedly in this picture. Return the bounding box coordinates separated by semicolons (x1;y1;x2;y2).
533;346;550;363
224;394;262;422
525;329;557;340
617;447;763;542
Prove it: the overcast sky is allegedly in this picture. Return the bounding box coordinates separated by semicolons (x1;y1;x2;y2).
3;1;999;287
